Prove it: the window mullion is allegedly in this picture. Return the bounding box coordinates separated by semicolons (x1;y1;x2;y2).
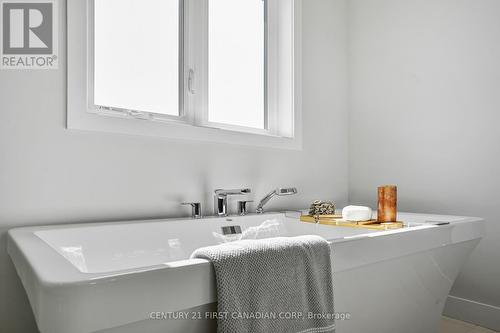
184;0;208;127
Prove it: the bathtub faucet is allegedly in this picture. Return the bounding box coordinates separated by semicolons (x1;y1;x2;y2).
256;187;298;214
214;188;251;217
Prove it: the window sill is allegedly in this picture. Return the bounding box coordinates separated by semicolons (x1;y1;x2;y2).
67;110;302;150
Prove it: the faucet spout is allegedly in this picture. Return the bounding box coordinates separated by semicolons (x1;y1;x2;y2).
214;188;251;216
214;188;251;198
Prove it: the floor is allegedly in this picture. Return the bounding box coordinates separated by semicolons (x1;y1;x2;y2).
440;317;498;333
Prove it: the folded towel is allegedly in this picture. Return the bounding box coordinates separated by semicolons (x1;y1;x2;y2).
191;235;335;333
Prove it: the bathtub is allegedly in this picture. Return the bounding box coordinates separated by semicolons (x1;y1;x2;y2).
7;211;484;333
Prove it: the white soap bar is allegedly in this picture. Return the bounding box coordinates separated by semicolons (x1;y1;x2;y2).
342;206;373;221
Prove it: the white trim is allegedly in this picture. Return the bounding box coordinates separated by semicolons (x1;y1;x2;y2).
293;0;303;142
443;295;500;331
67;0;302;150
266;0;297;137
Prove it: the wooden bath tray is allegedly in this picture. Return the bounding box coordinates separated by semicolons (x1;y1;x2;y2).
300;215;404;230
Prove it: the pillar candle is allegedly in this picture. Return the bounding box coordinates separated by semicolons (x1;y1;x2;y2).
378;185;397;222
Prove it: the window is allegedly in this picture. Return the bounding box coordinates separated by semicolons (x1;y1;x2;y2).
68;0;302;149
208;0;265;129
93;0;180;116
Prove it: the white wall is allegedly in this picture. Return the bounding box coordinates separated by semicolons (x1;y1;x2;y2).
348;0;500;329
0;1;349;332
5;0;499;332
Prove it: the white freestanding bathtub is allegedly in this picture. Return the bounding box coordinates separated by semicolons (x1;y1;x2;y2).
7;211;484;333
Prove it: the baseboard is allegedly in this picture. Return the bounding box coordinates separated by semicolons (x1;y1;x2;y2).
443;295;500;331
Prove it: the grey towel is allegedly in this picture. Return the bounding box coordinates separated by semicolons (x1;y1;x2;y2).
191;235;335;333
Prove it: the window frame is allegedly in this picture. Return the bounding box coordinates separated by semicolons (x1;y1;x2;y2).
87;0;187;122
67;0;302;150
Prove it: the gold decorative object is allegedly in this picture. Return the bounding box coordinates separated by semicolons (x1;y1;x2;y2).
309;200;335;216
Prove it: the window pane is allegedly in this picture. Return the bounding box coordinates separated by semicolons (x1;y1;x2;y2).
208;0;265;129
94;0;179;116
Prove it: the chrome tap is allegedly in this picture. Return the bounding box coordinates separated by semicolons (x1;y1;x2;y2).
237;200;253;216
181;202;202;219
214;188;251;216
256;187;298;214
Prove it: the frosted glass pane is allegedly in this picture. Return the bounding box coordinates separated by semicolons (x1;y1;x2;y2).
94;0;179;116
208;0;265;129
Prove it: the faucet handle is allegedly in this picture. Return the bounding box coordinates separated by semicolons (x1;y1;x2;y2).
237;200;253;216
181;202;202;219
214;188;251;197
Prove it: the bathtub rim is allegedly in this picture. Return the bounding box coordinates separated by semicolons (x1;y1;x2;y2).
7;211;484;287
